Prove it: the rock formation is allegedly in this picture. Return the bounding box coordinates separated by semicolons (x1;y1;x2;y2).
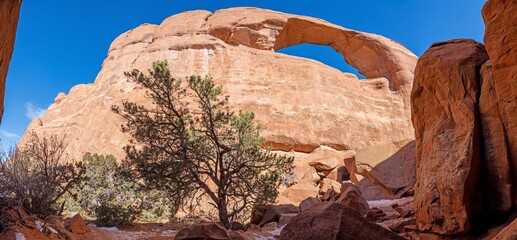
20;8;418;202
0;0;22;122
410;0;517;236
483;0;517;210
411;39;489;235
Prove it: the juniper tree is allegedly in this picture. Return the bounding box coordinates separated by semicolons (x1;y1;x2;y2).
112;61;293;228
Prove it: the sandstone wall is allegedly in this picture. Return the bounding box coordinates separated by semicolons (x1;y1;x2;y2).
0;0;22;122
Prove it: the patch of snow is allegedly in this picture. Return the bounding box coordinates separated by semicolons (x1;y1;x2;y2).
35;220;44;232
98;226;119;231
161;229;177;237
47;226;58;234
367;196;413;208
269;225;284;236
15;232;26;240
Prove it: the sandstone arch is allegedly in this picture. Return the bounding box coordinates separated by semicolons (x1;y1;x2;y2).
204;8;417;91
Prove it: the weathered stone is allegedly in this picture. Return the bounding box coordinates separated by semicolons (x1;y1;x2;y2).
299;197;321;212
483;0;517;209
175;222;231;240
66;214;88;234
309;156;340;171
258;204;298;226
0;0;22;122
279;182;319;204
491;217;517;240
334;182;369;216
279;202;405;240
21;8;417;169
479;60;513;216
411;39;489;235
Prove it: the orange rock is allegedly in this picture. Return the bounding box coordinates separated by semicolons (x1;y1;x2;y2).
20;8;417;167
479;60;513;216
0;0;21;122
66;214;88;234
334;183;369;217
411;39;489;235
279;182;319;204
483;0;517;210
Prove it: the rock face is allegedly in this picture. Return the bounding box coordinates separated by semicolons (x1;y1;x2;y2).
479;61;513;216
483;0;517;209
20;8;418;202
279;202;405;240
0;0;22;122
411;39;489;235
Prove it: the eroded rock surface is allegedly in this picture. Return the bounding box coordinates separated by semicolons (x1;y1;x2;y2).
0;0;22;122
483;0;517;209
411;39;489;235
20;7;418;203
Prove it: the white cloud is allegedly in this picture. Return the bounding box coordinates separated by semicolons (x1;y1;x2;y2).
25;102;46;120
0;129;19;139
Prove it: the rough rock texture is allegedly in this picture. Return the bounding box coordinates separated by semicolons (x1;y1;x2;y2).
411;39;489;235
479;60;513;216
66;214;88;234
21;8;417;168
483;0;517;209
175;222;231;240
359;140;416;200
279;202;405;240
0;0;22;122
334;182;369;216
491;217;517;240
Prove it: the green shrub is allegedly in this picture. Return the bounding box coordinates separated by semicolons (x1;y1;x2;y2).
70;153;170;226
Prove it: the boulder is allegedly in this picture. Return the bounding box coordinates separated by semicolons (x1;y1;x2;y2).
483;0;517;210
411;39;489;235
334;182;369;216
299;197;321;212
280;182;319;204
0;0;22;122
319;178;342;200
175;222;231;240
308;155;340;171
66;214;88;234
258;204;298;226
279;202;405;240
250;204;268;225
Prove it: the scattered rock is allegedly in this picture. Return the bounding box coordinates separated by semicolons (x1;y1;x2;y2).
258;204;298;226
175;222;231;240
279;202;405;240
66;214;88;234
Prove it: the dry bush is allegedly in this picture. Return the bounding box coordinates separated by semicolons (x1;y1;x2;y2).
0;132;85;232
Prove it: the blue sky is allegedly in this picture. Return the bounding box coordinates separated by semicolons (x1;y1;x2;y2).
3;0;486;144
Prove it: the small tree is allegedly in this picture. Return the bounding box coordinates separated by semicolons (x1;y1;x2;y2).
112;61;293;228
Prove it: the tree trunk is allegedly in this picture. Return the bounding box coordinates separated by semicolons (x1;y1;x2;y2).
218;198;230;229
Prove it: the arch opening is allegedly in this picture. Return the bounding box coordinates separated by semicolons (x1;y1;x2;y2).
276;44;366;79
